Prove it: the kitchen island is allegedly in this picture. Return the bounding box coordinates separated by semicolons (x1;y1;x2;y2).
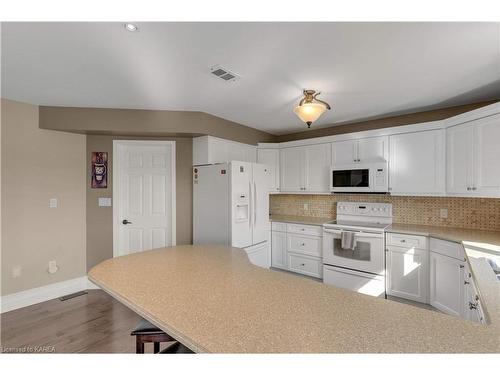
88;245;499;353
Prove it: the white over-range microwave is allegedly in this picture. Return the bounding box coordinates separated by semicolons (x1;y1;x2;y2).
330;162;388;193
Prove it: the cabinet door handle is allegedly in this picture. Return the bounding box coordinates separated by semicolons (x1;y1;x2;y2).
467;187;471;191
460;265;464;269
469;302;478;310
472;187;477;191
300;263;306;266
464;280;470;285
301;243;305;246
400;239;406;243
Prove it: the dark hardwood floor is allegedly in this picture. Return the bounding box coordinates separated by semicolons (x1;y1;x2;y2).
1;290;162;353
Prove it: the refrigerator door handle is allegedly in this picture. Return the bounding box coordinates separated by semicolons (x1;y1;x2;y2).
248;181;252;229
254;181;257;226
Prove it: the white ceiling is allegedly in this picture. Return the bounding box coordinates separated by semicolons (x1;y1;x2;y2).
2;22;499;135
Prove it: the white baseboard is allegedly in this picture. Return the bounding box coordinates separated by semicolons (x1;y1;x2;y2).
1;276;100;313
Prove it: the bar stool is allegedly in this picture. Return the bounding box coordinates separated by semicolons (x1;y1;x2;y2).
131;318;179;354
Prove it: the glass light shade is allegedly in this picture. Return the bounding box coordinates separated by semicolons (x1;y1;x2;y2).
294;102;327;124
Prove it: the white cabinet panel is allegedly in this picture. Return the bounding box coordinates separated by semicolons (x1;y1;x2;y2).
193;136;257;165
389;130;445;195
271;231;287;269
304;143;331;192
257;148;280;192
287;233;322;257
288;253;322;278
357;137;388;162
332;140;357;164
386;246;429;303
332;137;387;165
473;113;500;196
280;147;304;192
446;114;500;197
447;123;474;194
430;251;464;317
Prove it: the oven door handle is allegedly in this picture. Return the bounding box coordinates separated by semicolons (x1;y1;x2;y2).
354;232;383;239
323;229;342;235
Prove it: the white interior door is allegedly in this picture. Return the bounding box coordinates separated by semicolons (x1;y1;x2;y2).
114;141;176;257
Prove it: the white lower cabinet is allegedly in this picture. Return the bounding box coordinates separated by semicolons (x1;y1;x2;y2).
271;230;287;270
386;246;429;303
288;253;323;278
429;251;465;317
271;221;322;278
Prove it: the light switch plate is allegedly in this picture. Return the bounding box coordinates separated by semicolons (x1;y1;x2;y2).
49;198;58;208
98;197;112;207
440;208;448;219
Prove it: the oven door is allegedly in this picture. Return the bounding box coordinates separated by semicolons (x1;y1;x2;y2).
322;228;385;275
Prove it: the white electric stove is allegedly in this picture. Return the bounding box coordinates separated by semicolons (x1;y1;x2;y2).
322;202;393;297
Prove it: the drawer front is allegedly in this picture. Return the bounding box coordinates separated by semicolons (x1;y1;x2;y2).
430;238;465;261
271;222;287;232
287;233;322;257
386;233;427;250
286;223;323;236
288;253;322;278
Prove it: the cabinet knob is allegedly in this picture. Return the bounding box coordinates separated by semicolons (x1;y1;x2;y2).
300;263;306;266
469;302;478;310
467;187;471;191
400;239;406;243
301;243;305;246
464;280;470;285
472;187;477;191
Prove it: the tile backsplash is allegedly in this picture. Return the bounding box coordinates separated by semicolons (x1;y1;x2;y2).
270;194;500;231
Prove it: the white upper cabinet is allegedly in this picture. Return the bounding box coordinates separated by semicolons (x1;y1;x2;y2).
280;147;305;192
332;136;388;165
193;135;257;165
473;114;500;196
358;137;388;162
446;113;500;197
332;140;357;164
280;144;331;193
389;129;445;195
257;148;280;192
304;144;331;192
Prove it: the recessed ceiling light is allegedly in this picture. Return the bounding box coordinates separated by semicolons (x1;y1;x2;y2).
124;23;138;32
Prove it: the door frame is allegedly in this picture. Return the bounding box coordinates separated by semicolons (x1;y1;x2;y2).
112;140;176;257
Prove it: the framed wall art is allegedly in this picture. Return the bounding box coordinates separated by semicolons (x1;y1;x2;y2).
91;152;108;188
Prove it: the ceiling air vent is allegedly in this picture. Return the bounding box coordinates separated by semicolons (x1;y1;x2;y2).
210;65;241;82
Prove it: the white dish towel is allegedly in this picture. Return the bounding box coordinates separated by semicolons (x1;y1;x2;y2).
341;231;357;250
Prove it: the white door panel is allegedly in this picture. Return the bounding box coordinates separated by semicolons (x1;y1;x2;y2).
332;140;357;164
252;163;271;245
280;147;304;192
115;141;175;257
304;143;331;192
446;123;474;194
257;148;280;192
230;161;253;248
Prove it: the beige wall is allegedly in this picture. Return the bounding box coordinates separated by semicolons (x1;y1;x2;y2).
277;100;498;142
1;99;86;295
39;107;275;145
86;135;193;271
271;194;500;231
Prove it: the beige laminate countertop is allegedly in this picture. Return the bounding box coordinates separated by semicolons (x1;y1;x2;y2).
269;214;332;226
88;245;500;353
386;223;500;330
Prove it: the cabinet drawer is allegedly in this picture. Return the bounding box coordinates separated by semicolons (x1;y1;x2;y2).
430;238;465;261
386;233;427;250
271;222;287;232
288;253;322;278
286;223;322;236
287;233;322;257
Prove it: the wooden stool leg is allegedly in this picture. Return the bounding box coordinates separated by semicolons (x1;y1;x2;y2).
154;342;160;354
136;336;145;354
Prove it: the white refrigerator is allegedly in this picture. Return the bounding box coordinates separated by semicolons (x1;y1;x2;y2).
193;161;271;268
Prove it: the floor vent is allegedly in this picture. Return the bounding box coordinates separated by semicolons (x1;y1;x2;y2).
59;290;88;301
209;65;240;82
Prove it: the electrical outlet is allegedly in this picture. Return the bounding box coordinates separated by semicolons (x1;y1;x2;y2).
303;203;309;211
49;198;58;208
440;208;448;219
48;260;59;274
12;266;22;278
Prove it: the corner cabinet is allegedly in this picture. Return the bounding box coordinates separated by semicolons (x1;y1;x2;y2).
446;113;500;197
257;148;280;193
389;129;445;195
280;143;331;193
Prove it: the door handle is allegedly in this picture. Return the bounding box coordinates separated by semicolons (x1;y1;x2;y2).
122;219;132;225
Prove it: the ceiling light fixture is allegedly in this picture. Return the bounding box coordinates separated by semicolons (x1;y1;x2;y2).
293;89;331;128
124;23;138;32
